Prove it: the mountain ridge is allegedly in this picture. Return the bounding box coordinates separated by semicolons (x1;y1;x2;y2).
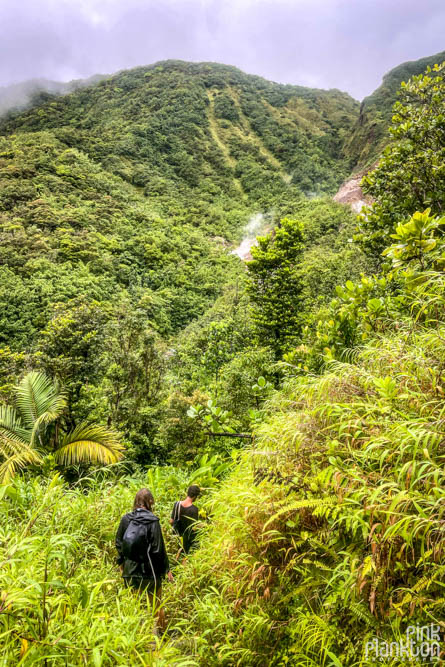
344;48;445;168
3;51;444;196
0;59;359;200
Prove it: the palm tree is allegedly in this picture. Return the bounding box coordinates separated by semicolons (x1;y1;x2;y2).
0;371;124;481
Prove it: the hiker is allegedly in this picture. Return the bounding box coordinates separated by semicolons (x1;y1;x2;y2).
170;485;201;555
115;488;173;629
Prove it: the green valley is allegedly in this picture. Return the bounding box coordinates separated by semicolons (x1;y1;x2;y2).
0;52;444;666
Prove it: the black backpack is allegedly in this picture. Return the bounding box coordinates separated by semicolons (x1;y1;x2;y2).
122;518;150;562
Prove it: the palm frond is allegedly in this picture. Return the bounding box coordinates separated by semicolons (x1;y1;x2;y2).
0;448;43;482
0;405;31;446
0;405;41;481
15;371;67;432
54;423;124;466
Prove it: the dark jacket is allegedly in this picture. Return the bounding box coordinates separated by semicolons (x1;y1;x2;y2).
115;508;169;583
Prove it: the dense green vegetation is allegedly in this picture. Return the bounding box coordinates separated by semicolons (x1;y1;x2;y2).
357;62;445;257
156;60;445;665
0;467;213;665
344;49;445;169
0;53;444;665
0;371;123;481
0;61;363;463
0;61;358;200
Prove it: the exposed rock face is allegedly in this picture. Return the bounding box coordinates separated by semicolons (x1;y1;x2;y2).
333;172;372;213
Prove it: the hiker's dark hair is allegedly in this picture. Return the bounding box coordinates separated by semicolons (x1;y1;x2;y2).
133;488;154;511
187;484;200;500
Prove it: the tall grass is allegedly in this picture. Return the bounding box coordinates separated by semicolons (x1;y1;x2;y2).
160;324;445;666
0;467;196;665
1;327;444;665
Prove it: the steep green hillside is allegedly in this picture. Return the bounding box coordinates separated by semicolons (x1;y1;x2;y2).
0;54;444;667
0;130;241;347
0;60;366;463
344;49;445;169
0;60;358;200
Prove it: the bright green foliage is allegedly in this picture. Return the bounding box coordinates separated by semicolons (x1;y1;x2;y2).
0;128;243;454
170;286;255;391
286;207;445;376
383;208;445;270
344;49;445;169
161;324;445;665
0;54;444;666
0;131;242;345
255;329;444;664
290;198;371;310
357;61;445;257
173;199;366;450
36;299;110;408
0;372;123;480
0;59;366;462
242;201;367;358
218;348;275;422
300;272;397;368
246;218;305;354
157;76;445;660
0;346;25;402
100;307;168;463
154;389;210;464
187;399;238;435
200;320;242;386
0;61;360;458
0;467;207;665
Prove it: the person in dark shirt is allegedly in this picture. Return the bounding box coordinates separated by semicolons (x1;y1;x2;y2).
116;488;172;630
170;485;201;555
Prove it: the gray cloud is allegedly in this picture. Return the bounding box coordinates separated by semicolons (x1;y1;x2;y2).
0;0;444;100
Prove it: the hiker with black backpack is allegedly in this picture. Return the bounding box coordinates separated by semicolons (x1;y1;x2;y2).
115;488;173;630
170;485;201;555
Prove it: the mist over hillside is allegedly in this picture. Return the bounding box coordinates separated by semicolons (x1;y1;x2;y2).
0;73;107;117
1;48;445;665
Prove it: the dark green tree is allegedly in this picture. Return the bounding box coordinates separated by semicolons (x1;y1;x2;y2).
36;299;109;419
102;305;167;463
246;218;305;354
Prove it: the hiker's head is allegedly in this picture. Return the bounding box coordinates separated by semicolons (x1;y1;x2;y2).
133;488;154;511
187;485;200;500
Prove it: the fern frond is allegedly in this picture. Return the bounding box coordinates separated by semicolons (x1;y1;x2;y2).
264;497;337;528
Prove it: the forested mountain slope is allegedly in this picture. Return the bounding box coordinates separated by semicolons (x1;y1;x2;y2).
0;54;444;666
0;60;359;200
0;130;241;346
344;49;445;168
0;60;366;462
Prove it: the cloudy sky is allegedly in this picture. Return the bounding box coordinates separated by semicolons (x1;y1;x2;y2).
1;0;444;100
